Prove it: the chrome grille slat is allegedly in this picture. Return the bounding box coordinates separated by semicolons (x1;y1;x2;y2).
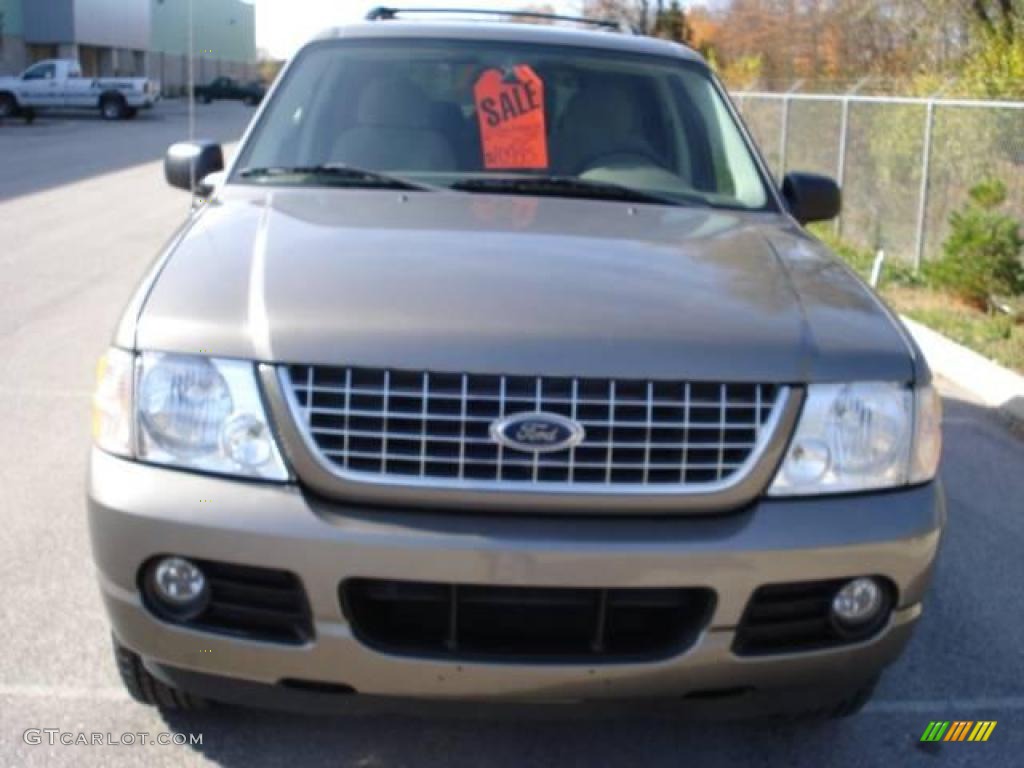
496;376;506;481
286;365;785;489
342;368;352;460
304;406;765;429
458;374;468;481
419;371;429;478
297;385;765;407
605;380;616;484
754;385;762;441
309;427;760;450
304;366;314;426
532;378;542;482
318;449;746;471
569;378;579;484
642;381;654;485
382;370;391;473
681;381;691;477
717;383;727;481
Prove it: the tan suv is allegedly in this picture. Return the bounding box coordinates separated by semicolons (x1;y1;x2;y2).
89;8;944;718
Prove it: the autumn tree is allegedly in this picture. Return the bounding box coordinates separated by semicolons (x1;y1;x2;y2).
585;0;1022;93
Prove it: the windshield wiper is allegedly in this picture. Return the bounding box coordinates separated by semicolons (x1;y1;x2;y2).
449;176;694;207
237;163;435;191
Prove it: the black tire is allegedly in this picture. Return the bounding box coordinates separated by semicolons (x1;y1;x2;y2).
0;93;16;119
774;675;880;721
100;94;127;120
829;676;879;719
112;635;208;711
244;95;259;106
198;93;211;105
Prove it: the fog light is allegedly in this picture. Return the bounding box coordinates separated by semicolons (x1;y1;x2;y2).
831;577;884;626
149;556;209;617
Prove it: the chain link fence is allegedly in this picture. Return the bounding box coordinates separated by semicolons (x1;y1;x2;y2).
733;91;1024;268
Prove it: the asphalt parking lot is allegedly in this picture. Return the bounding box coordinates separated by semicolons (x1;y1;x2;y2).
1;100;1022;767
0;99;249;201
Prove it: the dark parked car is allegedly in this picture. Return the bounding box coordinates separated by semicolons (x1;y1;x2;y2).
90;8;944;719
192;76;265;105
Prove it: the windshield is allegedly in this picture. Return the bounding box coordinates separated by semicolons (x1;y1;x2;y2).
234;38;774;211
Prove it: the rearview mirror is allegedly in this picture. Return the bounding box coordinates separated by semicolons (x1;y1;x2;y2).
165;141;224;195
782;172;841;224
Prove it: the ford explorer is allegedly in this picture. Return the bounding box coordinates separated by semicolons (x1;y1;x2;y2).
88;8;944;718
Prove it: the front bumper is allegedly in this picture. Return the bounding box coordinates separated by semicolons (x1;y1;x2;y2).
88;449;944;702
127;93;159;109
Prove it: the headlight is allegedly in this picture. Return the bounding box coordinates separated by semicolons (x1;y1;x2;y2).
92;349;288;481
137;352;288;480
92;348;135;457
769;382;941;496
910;383;943;483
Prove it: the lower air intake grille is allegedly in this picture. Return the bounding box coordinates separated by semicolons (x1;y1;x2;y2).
341;579;715;662
733;579;893;656
143;559;313;645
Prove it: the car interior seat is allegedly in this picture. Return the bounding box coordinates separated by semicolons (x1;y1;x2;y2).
331;77;457;172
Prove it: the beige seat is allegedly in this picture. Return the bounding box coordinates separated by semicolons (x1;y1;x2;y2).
331;78;456;172
552;83;662;175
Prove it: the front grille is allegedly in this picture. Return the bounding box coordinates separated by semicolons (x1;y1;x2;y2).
342;579;715;662
285;365;783;489
141;559;313;645
733;579;893;656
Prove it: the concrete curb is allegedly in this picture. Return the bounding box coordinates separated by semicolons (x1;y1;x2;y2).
901;315;1024;430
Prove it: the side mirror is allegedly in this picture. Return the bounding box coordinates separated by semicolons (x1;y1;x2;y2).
782;172;841;225
165;141;224;195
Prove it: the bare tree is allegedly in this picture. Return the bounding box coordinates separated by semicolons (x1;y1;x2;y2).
970;0;1021;38
512;4;559;23
583;0;650;31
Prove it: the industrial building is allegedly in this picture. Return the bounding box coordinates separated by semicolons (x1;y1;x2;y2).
0;0;257;93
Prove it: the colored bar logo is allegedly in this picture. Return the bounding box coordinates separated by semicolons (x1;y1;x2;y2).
921;721;997;742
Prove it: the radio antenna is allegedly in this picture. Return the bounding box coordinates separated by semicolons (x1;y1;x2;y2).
187;0;196;211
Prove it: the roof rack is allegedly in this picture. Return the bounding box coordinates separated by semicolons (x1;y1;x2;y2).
364;7;632;33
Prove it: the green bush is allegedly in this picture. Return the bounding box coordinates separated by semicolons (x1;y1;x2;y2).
959;29;1024;101
809;225;922;288
927;179;1024;309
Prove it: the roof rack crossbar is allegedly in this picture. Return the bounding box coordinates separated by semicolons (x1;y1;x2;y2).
364;6;628;32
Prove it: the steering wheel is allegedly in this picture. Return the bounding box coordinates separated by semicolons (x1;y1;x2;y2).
579;150;668;174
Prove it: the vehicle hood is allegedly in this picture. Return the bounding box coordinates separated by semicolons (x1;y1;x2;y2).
132;187;915;382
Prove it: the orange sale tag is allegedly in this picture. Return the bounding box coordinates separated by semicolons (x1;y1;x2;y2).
474;66;548;170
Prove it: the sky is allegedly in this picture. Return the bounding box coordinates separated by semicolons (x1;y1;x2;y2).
254;0;583;58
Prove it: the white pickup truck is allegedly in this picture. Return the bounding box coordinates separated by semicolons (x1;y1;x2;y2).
0;59;159;121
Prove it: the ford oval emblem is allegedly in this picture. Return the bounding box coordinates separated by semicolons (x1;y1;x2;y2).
490;412;585;454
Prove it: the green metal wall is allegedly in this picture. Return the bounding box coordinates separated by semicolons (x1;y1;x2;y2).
0;0;24;37
151;0;254;62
